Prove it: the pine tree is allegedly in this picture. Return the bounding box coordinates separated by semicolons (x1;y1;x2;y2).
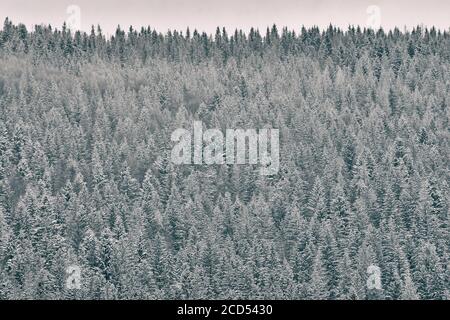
309;249;328;300
400;268;419;300
415;242;445;299
306;177;326;219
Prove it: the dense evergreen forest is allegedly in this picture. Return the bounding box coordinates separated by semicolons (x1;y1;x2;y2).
0;18;449;299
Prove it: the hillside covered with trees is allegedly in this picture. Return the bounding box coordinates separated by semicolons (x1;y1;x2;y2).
0;19;449;299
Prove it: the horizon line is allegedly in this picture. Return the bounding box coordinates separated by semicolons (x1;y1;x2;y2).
2;17;449;38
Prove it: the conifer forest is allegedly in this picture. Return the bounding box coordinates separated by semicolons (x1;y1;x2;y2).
0;18;449;299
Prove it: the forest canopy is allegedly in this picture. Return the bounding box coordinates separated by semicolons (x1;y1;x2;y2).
0;19;449;299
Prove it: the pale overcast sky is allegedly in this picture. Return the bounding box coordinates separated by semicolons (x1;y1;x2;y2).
1;0;449;35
